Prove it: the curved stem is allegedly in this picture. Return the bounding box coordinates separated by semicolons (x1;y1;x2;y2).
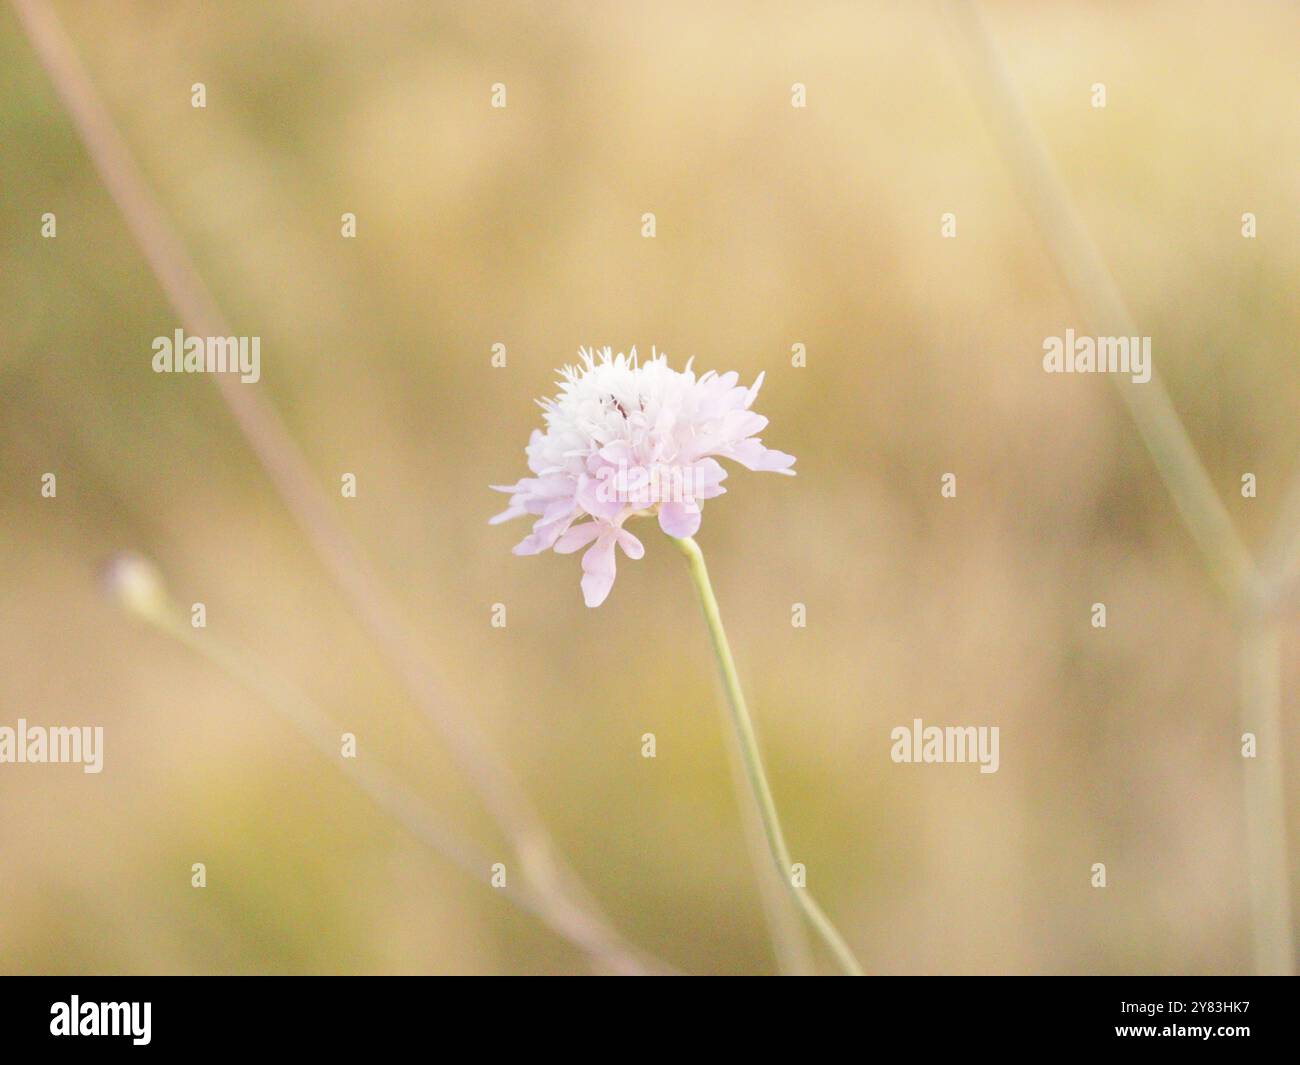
9;0;654;975
673;536;864;976
107;561;672;975
945;0;1292;975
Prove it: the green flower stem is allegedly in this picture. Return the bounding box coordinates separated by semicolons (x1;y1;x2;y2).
673;535;864;976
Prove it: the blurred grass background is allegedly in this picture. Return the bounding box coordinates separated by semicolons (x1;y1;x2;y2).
1;0;1297;974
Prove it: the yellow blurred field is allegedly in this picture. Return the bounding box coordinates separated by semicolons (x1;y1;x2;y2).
0;1;1297;974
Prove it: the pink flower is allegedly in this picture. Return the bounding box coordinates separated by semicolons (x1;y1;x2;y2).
490;347;796;606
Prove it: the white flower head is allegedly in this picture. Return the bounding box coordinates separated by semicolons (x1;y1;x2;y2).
491;347;796;607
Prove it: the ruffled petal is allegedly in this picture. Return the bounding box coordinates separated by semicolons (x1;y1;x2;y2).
691;458;729;500
576;472;625;521
729;439;797;475
512;511;576;555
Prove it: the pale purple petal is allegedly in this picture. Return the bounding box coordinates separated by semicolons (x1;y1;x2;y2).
580;535;618;607
576;472;624;521
729;439;797;474
658;501;702;538
512;511;576;555
615;527;645;559
691;458;729;500
554;521;602;554
489;504;527;526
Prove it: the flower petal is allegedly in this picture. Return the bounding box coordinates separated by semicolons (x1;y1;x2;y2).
729;439;797;474
488;504;527;525
512;512;576;554
554;521;602;554
615;528;645;559
576;472;624;520
579;535;618;607
658;501;702;538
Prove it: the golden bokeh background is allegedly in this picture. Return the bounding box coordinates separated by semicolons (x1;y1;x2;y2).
1;0;1297;973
